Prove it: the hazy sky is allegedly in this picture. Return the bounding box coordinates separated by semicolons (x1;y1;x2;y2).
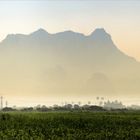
0;0;140;60
0;0;140;107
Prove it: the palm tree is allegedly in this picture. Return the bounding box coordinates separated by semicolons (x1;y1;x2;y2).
96;97;99;105
88;101;91;105
78;101;81;106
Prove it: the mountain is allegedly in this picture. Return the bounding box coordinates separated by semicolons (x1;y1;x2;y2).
0;28;139;101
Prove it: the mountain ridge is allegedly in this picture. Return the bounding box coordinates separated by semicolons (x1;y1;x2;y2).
0;28;134;59
0;27;139;99
0;28;112;41
0;28;138;66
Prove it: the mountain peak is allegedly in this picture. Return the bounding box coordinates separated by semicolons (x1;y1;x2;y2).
89;28;112;44
54;30;85;37
30;28;49;36
37;28;47;33
94;28;106;32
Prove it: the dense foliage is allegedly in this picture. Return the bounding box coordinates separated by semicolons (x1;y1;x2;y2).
0;112;140;140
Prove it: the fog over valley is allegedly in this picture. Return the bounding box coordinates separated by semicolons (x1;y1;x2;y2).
0;28;139;106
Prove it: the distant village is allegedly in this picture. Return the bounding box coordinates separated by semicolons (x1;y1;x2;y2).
0;96;140;112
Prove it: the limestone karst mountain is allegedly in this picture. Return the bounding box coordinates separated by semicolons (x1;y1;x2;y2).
0;28;139;100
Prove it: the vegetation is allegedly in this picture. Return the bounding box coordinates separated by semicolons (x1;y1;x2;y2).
2;99;125;112
0;112;140;139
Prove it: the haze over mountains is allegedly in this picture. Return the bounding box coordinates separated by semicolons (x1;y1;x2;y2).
0;28;140;105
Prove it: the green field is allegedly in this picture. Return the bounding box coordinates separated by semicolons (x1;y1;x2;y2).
0;112;140;140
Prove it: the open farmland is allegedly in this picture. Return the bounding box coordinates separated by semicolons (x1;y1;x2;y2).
0;112;140;139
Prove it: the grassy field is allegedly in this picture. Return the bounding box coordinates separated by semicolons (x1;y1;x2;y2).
0;111;140;140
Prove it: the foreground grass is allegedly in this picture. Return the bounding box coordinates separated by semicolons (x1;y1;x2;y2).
0;111;140;140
